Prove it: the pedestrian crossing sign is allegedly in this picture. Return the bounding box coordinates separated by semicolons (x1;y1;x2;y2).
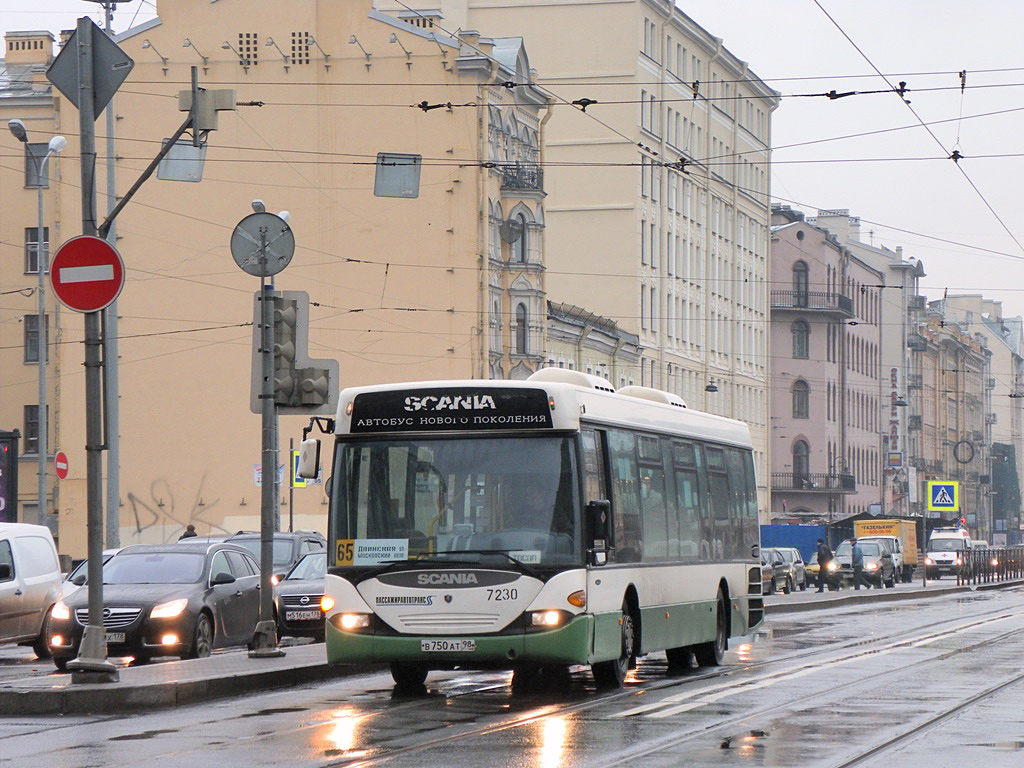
927;481;959;512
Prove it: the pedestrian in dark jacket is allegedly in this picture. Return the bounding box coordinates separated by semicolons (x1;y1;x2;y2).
178;524;197;540
851;538;867;590
816;538;832;592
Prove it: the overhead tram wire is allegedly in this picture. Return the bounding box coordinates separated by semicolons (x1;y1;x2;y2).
813;0;1024;256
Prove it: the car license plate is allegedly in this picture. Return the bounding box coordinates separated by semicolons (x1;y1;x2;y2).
285;610;322;621
420;638;476;653
105;632;126;644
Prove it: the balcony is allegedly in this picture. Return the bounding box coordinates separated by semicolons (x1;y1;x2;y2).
907;335;927;352
771;472;857;494
908;415;922;431
770;291;853;317
907;374;922;389
926;459;944;473
500;163;544;193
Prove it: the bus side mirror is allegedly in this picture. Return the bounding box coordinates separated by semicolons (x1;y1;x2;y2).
586;499;611;565
298;438;321;479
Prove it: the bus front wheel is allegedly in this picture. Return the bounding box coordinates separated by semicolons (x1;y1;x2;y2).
592;602;635;689
390;661;428;690
694;590;727;667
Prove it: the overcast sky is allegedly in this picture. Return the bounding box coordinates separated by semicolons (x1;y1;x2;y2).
5;1;1024;315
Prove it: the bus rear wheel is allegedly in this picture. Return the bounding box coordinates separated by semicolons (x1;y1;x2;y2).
592;602;635;689
390;661;428;690
694;590;727;667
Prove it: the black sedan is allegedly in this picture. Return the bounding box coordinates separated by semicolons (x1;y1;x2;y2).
48;542;261;670
274;551;326;641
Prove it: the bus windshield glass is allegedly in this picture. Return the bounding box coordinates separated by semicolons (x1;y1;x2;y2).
330;435;581;567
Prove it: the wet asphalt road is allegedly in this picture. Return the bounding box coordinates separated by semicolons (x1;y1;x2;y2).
4;586;1024;767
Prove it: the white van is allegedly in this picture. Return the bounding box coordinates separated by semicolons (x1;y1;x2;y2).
925;527;973;579
0;523;63;657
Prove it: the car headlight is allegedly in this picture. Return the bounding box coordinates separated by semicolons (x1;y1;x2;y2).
954;558;963;566
991;557;1000;567
151;598;189;619
51;601;71;621
924;557;934;565
865;562;878;571
827;562;838;572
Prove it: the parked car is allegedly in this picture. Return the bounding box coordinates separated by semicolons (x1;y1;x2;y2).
274;550;327;641
48;542;262;670
0;523;63;658
772;547;808;592
831;539;896;588
761;548;790;594
225;531;326;578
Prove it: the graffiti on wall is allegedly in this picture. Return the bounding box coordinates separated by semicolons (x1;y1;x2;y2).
125;475;225;543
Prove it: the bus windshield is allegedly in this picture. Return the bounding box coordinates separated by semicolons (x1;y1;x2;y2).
331;435;581;567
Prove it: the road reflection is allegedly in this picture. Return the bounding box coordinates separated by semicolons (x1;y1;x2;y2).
537;714;569;768
320;708;370;759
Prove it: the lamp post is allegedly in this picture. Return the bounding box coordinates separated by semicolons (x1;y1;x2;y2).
8;120;66;526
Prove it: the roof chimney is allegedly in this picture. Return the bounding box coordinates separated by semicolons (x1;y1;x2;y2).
4;31;55;66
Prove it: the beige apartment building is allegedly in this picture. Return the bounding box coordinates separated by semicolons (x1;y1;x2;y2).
385;0;780;514
0;1;556;554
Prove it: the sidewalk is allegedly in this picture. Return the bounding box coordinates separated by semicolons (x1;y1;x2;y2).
0;642;375;716
764;574;1024;614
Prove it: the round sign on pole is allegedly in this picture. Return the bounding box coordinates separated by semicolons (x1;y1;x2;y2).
50;236;126;313
54;450;69;480
230;212;295;277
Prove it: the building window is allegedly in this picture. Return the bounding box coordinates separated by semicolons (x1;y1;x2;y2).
24;315;49;364
791;320;809;359
25;227;49;274
514;303;528;354
792;380;810;419
793;261;809;306
25;143;51;188
512;214;528;263
793;440;810;482
23;405;46;454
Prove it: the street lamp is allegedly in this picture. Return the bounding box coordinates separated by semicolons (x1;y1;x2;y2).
8;119;66;526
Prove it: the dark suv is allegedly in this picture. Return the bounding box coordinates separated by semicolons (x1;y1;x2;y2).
226;531;326;578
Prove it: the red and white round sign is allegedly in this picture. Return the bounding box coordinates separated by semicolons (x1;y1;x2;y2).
54;450;69;480
50;236;125;313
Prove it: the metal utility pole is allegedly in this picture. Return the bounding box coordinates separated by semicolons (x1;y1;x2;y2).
65;16;118;682
100;0;120;549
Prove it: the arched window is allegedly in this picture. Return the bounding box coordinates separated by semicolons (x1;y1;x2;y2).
791;320;809;358
793;440;810;485
793;261;809;306
514;303;528;354
792;380;809;419
512;213;528;263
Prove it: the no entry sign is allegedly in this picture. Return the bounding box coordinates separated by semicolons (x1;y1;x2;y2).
51;236;125;313
54;451;69;480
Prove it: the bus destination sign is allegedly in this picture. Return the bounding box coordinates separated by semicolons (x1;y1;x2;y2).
350;387;553;433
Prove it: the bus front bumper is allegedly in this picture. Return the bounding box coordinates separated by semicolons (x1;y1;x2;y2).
325;613;595;668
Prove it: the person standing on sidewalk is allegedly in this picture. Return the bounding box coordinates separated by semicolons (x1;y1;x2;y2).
851;537;867;590
815;538;833;592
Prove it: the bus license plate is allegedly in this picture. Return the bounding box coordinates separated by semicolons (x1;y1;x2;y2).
421;639;476;653
286;610;322;621
105;632;126;643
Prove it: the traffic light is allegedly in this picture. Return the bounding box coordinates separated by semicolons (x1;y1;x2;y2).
251;291;339;415
272;296;298;406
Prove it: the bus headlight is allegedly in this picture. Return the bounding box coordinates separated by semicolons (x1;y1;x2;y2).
531;610;562;628
338;613;370;631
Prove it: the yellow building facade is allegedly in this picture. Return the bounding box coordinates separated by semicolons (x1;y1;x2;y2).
0;1;552;555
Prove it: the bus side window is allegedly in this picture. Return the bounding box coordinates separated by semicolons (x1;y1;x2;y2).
638;435;669;562
671;440;703;561
607;429;642;563
581;429;608;504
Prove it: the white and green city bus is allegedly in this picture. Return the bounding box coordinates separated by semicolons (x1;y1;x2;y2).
298;368;763;690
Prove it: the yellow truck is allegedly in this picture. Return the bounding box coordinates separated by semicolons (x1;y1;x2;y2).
853;519;919;583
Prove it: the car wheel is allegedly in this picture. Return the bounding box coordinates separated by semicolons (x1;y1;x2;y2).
694;589;728;667
32;611;53;660
784;576;793;594
186;613;213;659
799;577;808;592
768;578;776;595
390;661;428;690
53;655;69;672
592;601;636;689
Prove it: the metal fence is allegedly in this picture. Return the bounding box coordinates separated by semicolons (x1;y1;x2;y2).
949;547;1024;586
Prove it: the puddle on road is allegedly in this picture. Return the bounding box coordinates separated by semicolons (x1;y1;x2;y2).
109;729;178;741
